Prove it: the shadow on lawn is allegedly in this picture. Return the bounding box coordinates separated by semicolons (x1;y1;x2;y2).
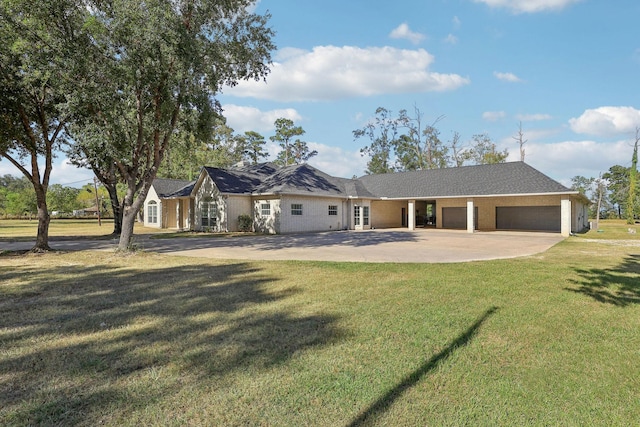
568;254;640;306
347;306;498;427
0;258;342;425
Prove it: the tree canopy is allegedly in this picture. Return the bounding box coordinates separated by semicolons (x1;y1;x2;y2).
0;0;89;250
354;106;508;174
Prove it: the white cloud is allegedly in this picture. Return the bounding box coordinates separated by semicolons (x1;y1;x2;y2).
223;45;470;102
452;16;462;30
473;0;583;14
0;157;94;187
521;139;632;185
516;113;553;121
483;111;507;121
444;34;458;45
569;106;640;136
222;104;302;133
389;23;426;45
493;71;522;82
307;143;368;178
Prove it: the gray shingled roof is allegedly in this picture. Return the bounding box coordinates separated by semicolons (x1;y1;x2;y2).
152;178;193;197
357;162;571;198
155;161;574;200
254;163;346;196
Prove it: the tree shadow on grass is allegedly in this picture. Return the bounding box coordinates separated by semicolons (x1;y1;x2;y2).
0;256;343;425
567;254;640;306
346;306;498;427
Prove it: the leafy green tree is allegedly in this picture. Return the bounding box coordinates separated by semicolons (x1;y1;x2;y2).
288;139;317;165
571;175;613;220
239;131;269;165
5;187;36;216
395;108;448;171
602;165;629;219
47;184;81;214
628;129;638;224
71;0;274;251
271;118;307;166
0;0;87;250
354;107;398;175
67;138;125;233
469;134;509;165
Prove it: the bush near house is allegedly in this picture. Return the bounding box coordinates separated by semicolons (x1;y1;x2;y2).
237;214;253;232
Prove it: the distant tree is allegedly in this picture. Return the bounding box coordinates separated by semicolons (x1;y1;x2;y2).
5;188;36;216
512;121;527;162
354;107;398;174
288;139;317;165
602;165;629;219
239;131;269;165
628;128;639;223
47;184;82;214
269;117;308;166
449;131;472;167
571;175;613;220
206;120;245;168
469;134;509;165
395;107;447;170
67;137;125;234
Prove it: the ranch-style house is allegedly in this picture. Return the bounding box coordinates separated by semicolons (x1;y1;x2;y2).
143;161;590;237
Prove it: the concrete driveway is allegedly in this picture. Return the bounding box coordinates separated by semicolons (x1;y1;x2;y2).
1;229;565;263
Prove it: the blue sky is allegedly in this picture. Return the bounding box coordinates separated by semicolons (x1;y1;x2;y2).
2;0;639;187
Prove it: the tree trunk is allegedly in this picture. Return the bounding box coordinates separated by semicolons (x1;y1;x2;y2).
105;184;123;235
118;207;137;251
33;188;51;252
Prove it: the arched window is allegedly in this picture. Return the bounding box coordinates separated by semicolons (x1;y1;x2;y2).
147;200;158;224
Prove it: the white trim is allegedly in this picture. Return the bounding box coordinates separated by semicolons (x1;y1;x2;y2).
376;191;580;201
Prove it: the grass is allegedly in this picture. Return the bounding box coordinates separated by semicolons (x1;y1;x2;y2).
0;219;169;242
0;220;639;425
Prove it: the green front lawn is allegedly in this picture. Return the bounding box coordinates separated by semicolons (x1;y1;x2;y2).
0;222;639;425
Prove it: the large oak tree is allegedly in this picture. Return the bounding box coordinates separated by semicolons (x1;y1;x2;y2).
0;0;88;251
73;0;275;250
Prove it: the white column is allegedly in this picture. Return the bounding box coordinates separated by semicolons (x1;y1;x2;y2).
408;200;416;230
176;200;181;229
561;198;571;237
467;199;475;233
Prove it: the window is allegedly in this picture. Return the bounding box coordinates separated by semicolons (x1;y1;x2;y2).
201;200;217;228
291;203;303;216
354;206;360;226
363;206;370;226
261;202;271;216
147;201;158;224
328;205;338;216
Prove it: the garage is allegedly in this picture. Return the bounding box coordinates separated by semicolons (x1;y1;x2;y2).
496;206;561;232
442;207;478;230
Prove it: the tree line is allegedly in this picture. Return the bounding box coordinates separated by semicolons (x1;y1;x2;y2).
159;117;317;180
354;106;510;175
0;175;115;217
571;129;639;224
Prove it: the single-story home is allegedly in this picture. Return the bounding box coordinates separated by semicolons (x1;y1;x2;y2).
144;161;590;237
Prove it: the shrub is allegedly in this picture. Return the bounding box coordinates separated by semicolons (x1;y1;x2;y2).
238;214;253;232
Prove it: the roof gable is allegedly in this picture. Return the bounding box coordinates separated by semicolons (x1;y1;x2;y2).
151;178;193;197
